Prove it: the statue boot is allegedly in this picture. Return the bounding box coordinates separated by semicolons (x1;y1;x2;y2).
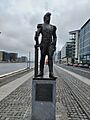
49;72;57;79
49;60;56;79
38;71;43;77
38;65;44;77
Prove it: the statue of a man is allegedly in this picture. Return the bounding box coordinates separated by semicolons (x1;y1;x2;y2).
34;12;57;78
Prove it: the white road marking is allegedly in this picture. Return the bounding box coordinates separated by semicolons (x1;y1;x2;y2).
0;68;26;78
0;71;34;101
55;64;90;85
70;66;90;74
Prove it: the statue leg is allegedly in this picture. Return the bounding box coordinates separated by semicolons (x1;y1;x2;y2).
38;50;46;76
48;46;55;78
48;53;53;74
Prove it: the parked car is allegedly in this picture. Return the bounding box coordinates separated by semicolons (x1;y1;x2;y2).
68;63;73;66
73;63;78;67
83;64;89;68
78;63;83;67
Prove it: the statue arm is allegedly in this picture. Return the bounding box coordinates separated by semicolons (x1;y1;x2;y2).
34;24;42;45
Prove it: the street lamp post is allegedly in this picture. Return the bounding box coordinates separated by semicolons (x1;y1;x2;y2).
29;51;30;69
27;52;30;70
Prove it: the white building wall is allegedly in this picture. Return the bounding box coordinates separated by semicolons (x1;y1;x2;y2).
75;32;79;59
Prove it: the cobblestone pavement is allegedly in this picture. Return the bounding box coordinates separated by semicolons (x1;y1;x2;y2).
0;65;90;120
55;65;90;120
0;74;33;120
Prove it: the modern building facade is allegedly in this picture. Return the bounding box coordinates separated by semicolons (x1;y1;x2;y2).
0;51;3;61
10;53;18;62
69;30;80;63
17;56;28;62
0;51;18;62
53;52;58;63
57;51;61;63
61;42;73;63
79;19;90;64
0;51;10;61
54;51;61;63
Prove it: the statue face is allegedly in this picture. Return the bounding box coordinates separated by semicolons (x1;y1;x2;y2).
44;16;50;24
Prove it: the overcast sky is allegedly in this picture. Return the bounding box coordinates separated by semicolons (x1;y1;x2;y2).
0;0;90;58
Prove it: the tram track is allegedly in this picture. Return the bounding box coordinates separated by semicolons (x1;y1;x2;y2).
63;79;90;119
55;66;90;119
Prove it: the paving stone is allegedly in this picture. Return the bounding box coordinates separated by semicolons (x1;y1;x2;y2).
0;66;90;120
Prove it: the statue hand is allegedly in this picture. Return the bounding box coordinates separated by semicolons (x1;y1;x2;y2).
50;42;54;45
54;46;56;51
35;44;40;48
49;44;56;52
50;42;56;51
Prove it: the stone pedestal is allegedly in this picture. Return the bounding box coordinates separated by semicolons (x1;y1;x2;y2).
31;77;56;120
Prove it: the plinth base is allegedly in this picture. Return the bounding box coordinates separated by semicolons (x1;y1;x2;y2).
31;77;56;120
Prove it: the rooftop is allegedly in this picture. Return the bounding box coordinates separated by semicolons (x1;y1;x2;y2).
69;30;80;34
80;18;90;30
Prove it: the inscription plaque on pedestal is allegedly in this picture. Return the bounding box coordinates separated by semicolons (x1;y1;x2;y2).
32;79;56;120
36;84;53;101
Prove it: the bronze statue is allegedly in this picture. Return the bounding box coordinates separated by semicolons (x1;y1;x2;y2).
34;12;57;78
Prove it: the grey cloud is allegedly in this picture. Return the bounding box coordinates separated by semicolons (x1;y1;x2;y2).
0;0;90;56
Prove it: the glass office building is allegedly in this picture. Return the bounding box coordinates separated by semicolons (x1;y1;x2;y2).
61;42;73;63
79;19;90;64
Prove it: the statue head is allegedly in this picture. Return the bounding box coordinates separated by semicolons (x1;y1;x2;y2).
43;12;51;24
